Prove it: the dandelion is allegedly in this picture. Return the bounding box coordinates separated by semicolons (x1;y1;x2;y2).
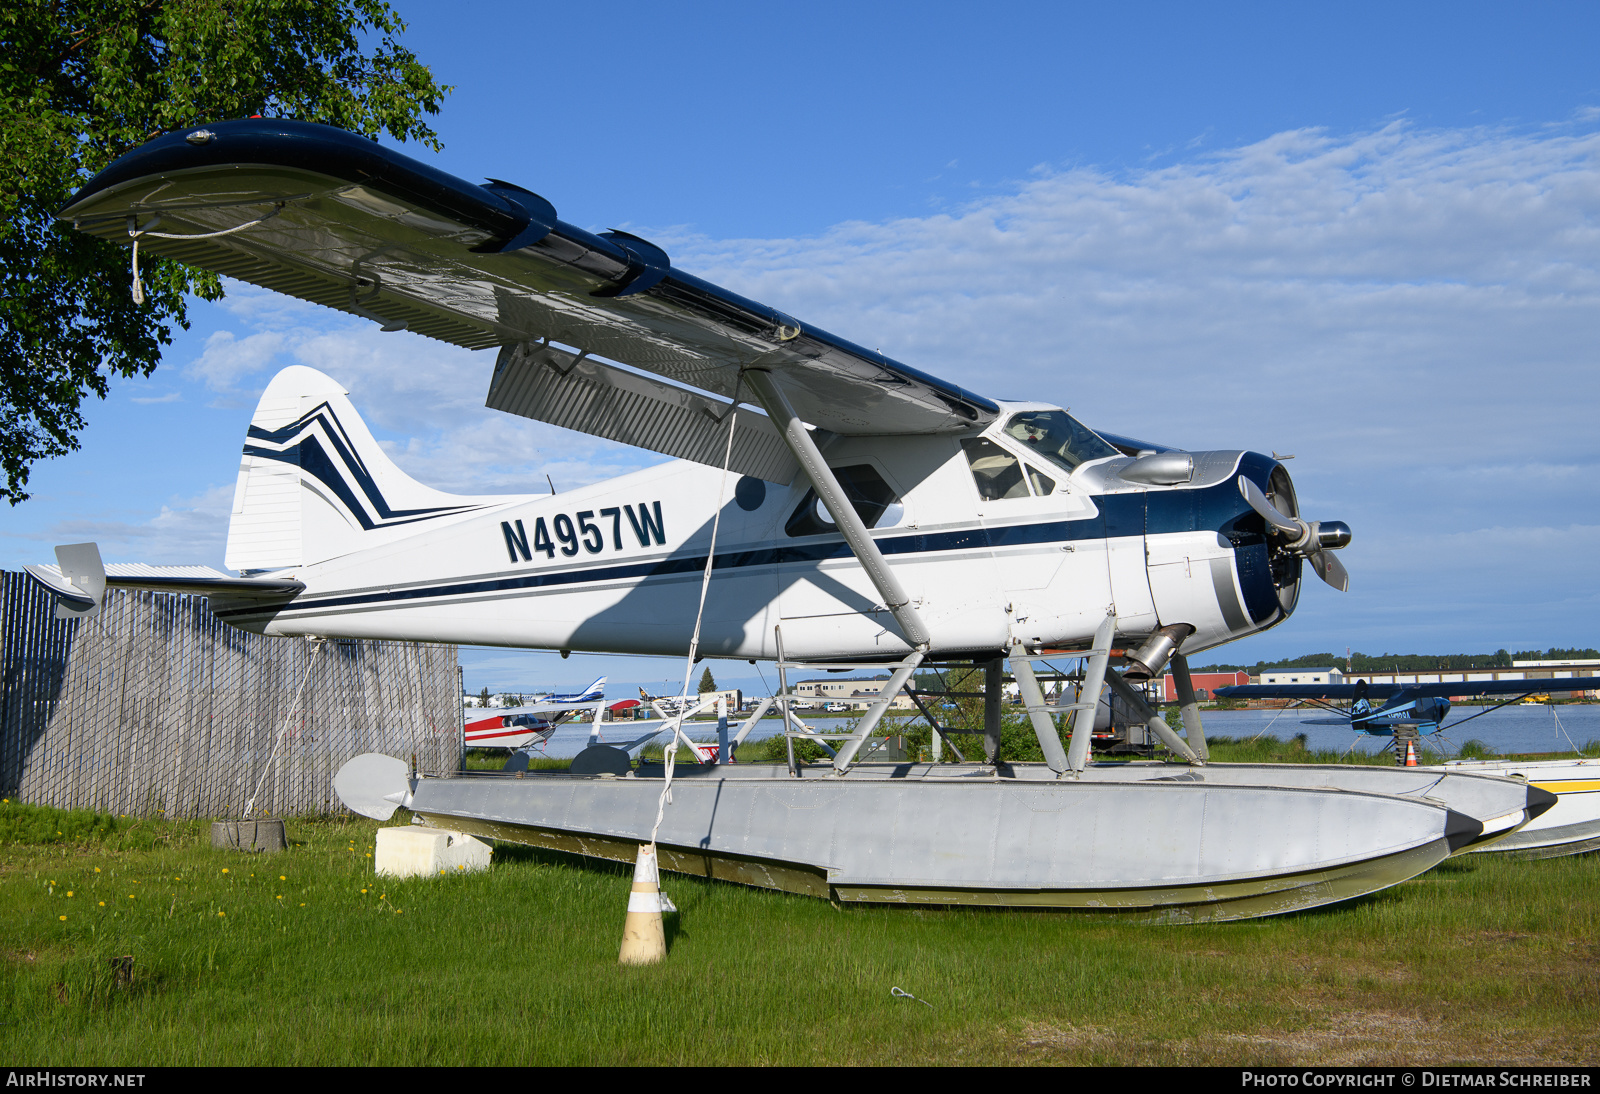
59;915;66;921
299;903;305;907
218;911;225;917
98;902;105;907
276;895;283;900
66;892;72;897
127;894;134;900
279;876;286;881
94;867;100;873
361;888;368;894
222;868;229;874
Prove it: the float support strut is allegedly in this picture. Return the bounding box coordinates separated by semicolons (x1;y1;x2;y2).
1104;669;1201;764
1171;651;1208;761
1066;613;1118;774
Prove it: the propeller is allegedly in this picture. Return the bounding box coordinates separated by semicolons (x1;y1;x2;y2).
1237;476;1352;592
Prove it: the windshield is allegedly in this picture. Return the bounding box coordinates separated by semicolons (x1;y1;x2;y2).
1002;411;1119;473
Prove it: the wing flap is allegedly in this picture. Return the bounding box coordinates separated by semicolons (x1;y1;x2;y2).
487;342;800;484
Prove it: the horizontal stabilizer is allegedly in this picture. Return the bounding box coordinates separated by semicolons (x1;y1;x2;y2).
26;556;303;614
488;342;800;484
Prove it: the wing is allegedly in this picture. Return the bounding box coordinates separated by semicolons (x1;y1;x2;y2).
61;119;998;481
1219;678;1600;701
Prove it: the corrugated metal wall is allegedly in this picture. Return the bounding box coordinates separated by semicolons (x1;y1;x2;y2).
0;571;460;817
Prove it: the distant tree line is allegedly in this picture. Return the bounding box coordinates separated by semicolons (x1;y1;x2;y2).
1192;648;1600;674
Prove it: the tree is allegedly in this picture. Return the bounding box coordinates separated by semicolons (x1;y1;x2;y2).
697;667;717;695
1;0;449;502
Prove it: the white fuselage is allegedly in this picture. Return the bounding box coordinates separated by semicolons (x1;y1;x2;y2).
212;403;1296;662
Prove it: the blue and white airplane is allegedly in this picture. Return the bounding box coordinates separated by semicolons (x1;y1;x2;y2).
1215;677;1600;738
36;118;1354;692
27;117;1578;919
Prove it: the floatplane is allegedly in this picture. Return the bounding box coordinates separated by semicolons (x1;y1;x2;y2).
26;118;1566;920
1216;677;1600;857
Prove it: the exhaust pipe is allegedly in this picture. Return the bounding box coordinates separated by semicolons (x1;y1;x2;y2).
1122;624;1195;682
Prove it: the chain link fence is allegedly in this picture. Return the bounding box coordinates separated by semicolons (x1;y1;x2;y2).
0;571;461;818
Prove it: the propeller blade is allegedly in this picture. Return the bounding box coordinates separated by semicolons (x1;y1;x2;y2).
1306;548;1350;592
1237;476;1302;536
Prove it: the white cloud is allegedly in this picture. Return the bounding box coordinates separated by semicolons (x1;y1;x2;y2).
186;329;286;395
19;484;237;568
651;120;1600;652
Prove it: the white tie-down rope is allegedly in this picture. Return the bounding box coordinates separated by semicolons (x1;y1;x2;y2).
650;387;742;846
127;205;284;304
243;638;325;819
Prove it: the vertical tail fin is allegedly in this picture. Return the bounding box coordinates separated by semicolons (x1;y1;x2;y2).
226;366;517;571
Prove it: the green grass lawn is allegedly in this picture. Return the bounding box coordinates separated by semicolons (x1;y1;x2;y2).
2;783;1596;1065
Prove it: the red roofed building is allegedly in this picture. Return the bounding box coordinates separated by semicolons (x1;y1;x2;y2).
1160;670;1252;702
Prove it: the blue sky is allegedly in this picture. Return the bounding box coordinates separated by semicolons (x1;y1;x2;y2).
6;2;1599;696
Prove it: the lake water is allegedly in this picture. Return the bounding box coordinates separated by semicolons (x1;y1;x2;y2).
523;703;1600;760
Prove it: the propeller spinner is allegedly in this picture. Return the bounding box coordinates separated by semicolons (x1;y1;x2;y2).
1237;476;1352;592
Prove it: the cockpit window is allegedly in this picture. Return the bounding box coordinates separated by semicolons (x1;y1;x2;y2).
785;464;903;537
1003;411;1119;473
961;438;1029;500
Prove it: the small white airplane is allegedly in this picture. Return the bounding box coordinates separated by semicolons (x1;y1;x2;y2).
33;118;1554;921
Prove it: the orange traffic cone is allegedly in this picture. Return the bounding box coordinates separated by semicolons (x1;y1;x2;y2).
619;843;668;965
1404;739;1418;767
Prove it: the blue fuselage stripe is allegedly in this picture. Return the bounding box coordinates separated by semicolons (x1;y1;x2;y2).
215;465;1273;621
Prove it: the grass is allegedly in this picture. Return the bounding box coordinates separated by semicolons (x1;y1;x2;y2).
461;749;572;772
1;794;1596;1065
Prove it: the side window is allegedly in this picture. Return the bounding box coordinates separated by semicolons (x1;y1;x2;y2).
1026;465;1056;496
785;464;903;537
961;438;1029;501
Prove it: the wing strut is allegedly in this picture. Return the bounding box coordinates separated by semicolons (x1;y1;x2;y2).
743;368;931;651
743;366;933;774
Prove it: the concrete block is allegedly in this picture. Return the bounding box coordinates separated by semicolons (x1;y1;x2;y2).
375;826;491;878
212;818;286;853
